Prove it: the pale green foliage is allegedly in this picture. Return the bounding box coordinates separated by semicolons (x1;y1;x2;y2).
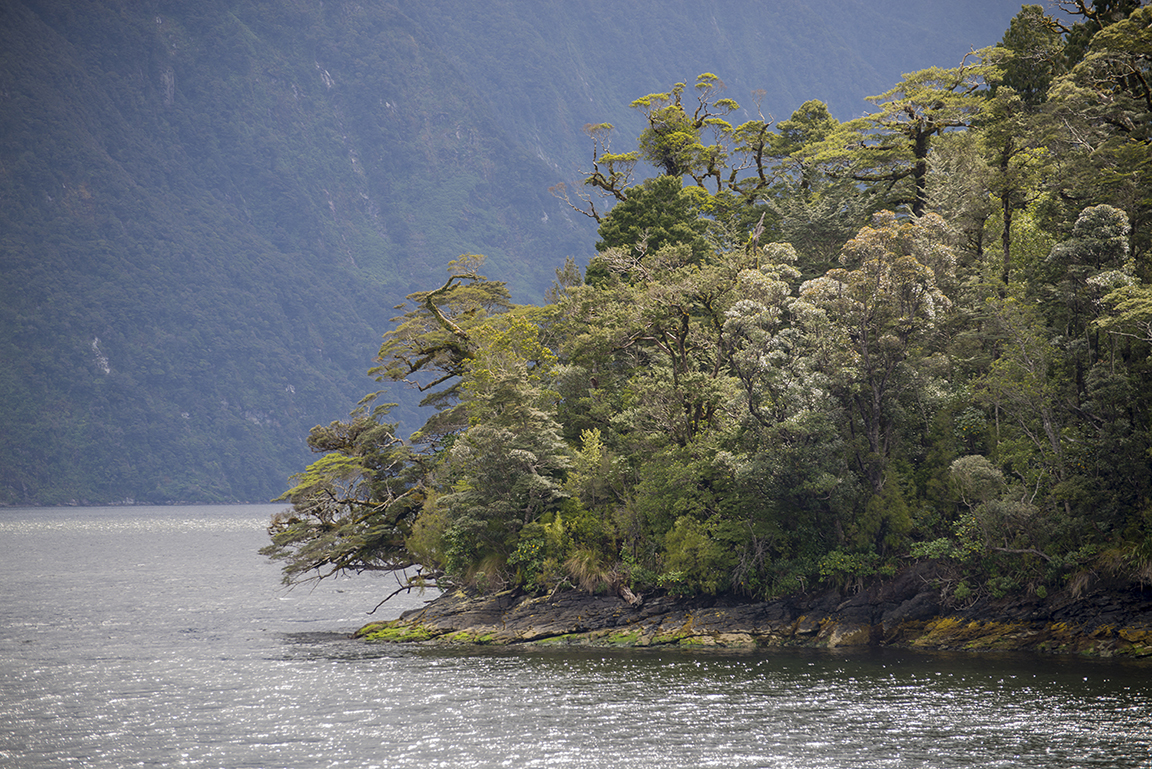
809;48;1004;215
817;550;883;592
909;537;964;561
406;492;449;572
796;211;956;495
566;242;744;448
565;428;624;511
948;453;1037;559
461;307;561;427
662;516;731;595
278;452;369;509
1040;9;1152;248
724;244;812;427
979;297;1068;485
926;132;994;258
374;255;512;421
262;410;423;585
950;454;1006;510
1049;204;1132;274
1097;284;1152;341
977;202;1058;294
632;73;739;190
1043;204;1134;363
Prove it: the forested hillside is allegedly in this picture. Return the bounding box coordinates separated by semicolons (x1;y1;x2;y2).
266;3;1152;605
0;0;1040;504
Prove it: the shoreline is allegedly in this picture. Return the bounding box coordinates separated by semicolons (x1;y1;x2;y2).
356;566;1152;658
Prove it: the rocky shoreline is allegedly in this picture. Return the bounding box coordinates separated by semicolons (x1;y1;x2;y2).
356;566;1152;658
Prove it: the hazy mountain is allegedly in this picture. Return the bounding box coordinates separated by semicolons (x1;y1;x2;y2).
0;0;1028;504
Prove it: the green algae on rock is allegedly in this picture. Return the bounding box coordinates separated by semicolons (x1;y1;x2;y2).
355;569;1152;658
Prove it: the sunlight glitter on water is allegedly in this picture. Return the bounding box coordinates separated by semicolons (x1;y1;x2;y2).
2;506;1151;768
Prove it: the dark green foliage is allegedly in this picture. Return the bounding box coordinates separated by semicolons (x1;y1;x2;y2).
997;5;1067;105
594;177;710;261
261;405;426;584
270;6;1152;600
1058;0;1145;67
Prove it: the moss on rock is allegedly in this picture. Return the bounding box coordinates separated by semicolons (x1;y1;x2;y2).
354;576;1152;658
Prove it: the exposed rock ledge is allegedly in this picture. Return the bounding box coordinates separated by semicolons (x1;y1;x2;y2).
356;565;1152;658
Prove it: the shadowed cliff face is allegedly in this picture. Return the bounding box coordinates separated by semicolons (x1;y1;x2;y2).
358;567;1152;658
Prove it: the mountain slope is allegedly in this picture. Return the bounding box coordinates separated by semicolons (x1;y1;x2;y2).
0;0;1026;504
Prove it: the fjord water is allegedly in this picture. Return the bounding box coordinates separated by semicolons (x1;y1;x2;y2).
1;506;1150;768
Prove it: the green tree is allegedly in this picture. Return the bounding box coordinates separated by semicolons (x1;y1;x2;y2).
592;176;710;263
373;255;512;440
769;100;840;196
570;243;742;448
997;5;1067;105
1097;283;1152;342
1042;204;1134;353
810;49;1003;216
979;87;1051;286
796;211;956;499
766;101;867;278
723;244;805;428
1040;8;1152;258
410;294;571;589
433;419;570;588
721;243;850;584
561;74;794;234
261;406;425;585
1053;0;1145;67
979;297;1070;501
551;122;640;222
631;73;741;189
926;131;994;262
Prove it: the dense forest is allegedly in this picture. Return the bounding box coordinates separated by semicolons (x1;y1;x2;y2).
0;0;1021;506
265;2;1152;605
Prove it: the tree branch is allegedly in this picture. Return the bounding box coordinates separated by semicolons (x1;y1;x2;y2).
992;546;1055;563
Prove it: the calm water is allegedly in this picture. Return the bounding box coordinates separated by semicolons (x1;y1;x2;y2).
1;505;1151;768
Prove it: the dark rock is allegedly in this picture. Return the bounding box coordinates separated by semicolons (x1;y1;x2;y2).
881;590;940;632
357;571;1152;658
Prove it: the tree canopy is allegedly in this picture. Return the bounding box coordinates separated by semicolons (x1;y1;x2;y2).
269;4;1152;606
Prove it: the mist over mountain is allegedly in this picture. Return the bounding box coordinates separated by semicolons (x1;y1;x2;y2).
0;0;1026;504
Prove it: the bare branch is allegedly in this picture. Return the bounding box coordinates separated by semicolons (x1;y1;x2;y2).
367;576;436;615
992;546;1055;563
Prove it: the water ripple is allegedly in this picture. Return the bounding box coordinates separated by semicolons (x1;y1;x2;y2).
2;507;1151;768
